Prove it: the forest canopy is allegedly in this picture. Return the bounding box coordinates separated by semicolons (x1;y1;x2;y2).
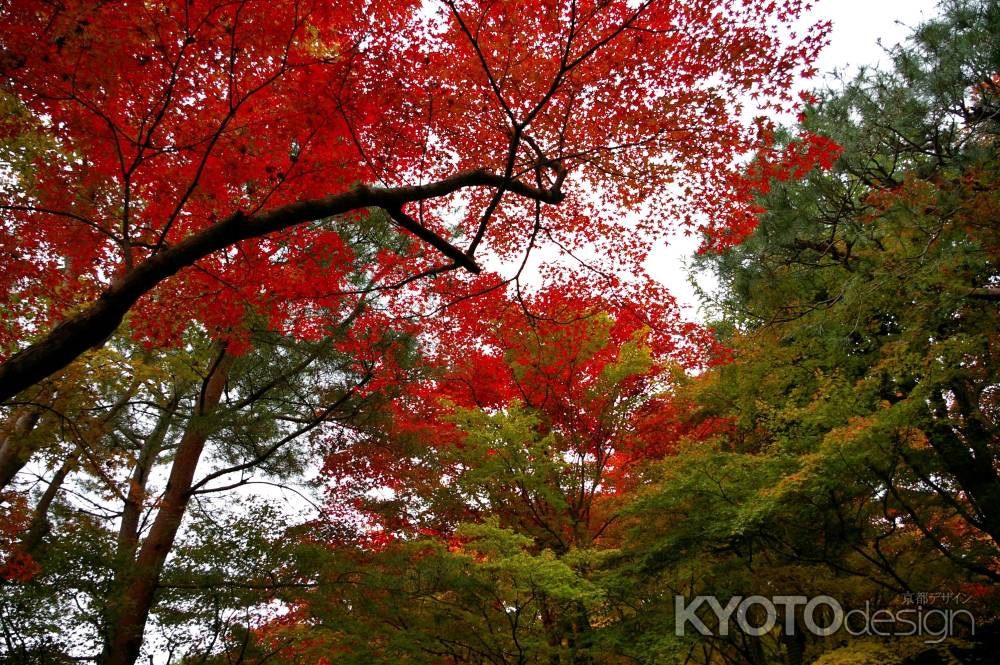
0;0;998;663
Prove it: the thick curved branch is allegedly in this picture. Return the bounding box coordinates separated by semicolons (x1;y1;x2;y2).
384;205;481;273
0;169;564;402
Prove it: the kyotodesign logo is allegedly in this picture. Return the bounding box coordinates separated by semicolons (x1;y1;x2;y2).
674;595;975;644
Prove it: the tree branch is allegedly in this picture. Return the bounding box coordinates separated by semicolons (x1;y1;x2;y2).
0;169;564;403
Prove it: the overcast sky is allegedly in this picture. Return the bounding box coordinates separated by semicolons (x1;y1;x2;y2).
651;0;943;318
814;0;941;76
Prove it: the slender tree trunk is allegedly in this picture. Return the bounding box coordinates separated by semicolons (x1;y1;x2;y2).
99;350;233;665
570;601;594;665
926;388;1000;542
0;408;42;490
19;451;77;555
539;597;562;665
117;397;178;556
1;375;138;491
782;624;805;665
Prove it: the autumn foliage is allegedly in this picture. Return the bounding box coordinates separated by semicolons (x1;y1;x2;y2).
0;0;830;401
321;284;722;545
9;0;997;664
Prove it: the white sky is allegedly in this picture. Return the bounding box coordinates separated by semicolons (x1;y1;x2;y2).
650;0;942;318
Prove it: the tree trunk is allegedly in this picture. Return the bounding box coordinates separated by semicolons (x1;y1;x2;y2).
19;452;77;554
99;350;233;665
116;397;179;556
926;388;1000;542
0;407;43;490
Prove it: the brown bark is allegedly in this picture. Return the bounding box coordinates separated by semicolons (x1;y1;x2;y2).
99;350;234;665
0;170;564;403
926;389;1000;542
0;373;139;491
19;452;77;554
117;396;179;556
782;625;805;665
0;408;43;489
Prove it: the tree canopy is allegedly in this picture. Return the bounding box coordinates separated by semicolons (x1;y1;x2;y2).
0;0;832;400
1;0;999;664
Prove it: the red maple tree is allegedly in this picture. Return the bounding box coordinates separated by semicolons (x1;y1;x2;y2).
319;282;727;552
1;0;831;401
